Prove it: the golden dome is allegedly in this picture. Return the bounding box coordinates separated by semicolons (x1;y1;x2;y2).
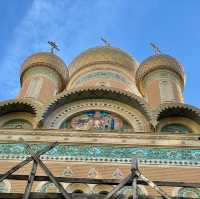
68;46;139;78
136;54;185;95
20;52;68;86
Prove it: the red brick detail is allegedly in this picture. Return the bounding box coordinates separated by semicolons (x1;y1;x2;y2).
172;82;183;103
38;78;57;103
145;80;160;108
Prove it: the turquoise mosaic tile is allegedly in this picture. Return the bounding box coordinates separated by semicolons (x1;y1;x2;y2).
0;144;200;162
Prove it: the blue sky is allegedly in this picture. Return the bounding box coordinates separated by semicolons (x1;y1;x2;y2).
0;0;199;107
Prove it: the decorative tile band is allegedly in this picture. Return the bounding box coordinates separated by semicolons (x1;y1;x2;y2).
0;144;199;166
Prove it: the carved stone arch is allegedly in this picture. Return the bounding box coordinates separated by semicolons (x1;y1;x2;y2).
0;180;11;193
172;187;200;198
66;183;91;194
40;87;153;126
0;98;42;128
154;103;200;133
0;112;35;129
92;184;113;195
44;99;151;132
118;185;148;198
35;181;65;193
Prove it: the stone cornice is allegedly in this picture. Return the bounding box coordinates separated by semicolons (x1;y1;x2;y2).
0;128;199;148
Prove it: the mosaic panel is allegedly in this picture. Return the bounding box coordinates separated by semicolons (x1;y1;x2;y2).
3;119;32;129
39;182;58;193
0;144;200;162
118;186;145;196
0;181;9;193
161;124;191;133
74;71;131;86
178;188;200;198
60;111;131;130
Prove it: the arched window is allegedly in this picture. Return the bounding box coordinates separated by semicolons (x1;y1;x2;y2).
0;180;11;193
73;189;84;193
99;191;109;195
39;182;58;193
178;188;200;198
60;111;131;131
161;123;191;133
118;186;147;198
66;183;90;194
3;119;32;129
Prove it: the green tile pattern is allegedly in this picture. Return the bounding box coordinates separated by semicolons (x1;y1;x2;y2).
0;144;199;162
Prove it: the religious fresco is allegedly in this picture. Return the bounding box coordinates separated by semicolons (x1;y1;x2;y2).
161;124;191;133
74;71;131;86
60;111;131;130
39;182;58;193
3;119;32;129
0;181;9;193
177;188;200;198
118;186;145;197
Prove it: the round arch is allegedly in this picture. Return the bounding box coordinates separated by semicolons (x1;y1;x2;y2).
44;99;150;132
66;183;91;194
92;184;113;194
0;112;34;129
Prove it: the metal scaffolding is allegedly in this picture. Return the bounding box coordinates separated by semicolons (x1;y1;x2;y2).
0;140;199;199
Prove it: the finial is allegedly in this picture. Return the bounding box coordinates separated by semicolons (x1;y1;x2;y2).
48;41;60;54
150;42;161;55
101;37;111;47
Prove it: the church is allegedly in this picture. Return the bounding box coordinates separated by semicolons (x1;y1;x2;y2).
0;42;199;198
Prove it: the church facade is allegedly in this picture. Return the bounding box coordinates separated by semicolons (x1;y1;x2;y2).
0;45;200;198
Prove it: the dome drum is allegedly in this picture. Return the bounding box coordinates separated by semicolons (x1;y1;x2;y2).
19;53;68;103
68;46;141;95
136;54;185;108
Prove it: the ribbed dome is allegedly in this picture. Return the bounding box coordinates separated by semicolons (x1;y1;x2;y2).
68;46;139;78
136;54;185;95
20;52;68;87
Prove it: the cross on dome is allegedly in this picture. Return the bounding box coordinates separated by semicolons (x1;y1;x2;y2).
150;42;161;55
101;37;111;47
48;41;60;54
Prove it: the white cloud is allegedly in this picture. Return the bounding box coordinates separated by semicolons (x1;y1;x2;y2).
0;0;122;100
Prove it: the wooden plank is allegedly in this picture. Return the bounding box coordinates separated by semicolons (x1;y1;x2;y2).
0;142;57;182
23;161;38;199
104;174;132;199
22;140;72;199
1;174;200;188
135;170;172;199
0;193;198;199
0;193;105;199
132;158;138;199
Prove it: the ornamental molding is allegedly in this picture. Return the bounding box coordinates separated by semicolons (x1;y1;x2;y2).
172;187;200;198
40;86;152;125
0;98;42;117
0;129;199;147
44;99;150;132
0;144;200;167
153;103;200;126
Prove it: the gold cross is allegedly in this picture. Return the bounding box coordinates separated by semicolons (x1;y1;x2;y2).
150;42;161;55
101;37;111;47
48;41;60;54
